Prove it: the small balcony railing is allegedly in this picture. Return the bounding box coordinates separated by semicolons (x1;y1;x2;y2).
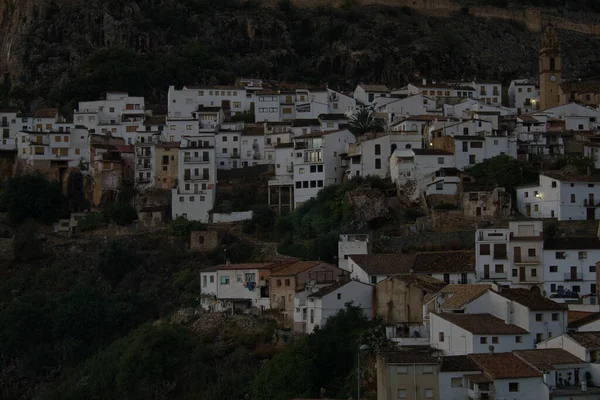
183;157;209;163
564;273;583;281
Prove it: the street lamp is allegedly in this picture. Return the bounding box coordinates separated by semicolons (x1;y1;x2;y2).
357;344;370;400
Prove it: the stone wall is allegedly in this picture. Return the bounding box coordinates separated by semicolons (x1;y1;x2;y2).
190;230;220;252
211;211;253;223
386;230;475;252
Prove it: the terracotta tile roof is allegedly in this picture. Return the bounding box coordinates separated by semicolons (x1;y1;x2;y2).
412;149;453;156
544;237;600;250
437;284;491;310
568;311;600;328
513;349;585;371
518;115;542;123
542;172;600;183
274;143;294;148
292;119;320;127
378;347;440;364
349;254;416;276
432;313;528;335
34;108;59;118
569;332;600;349
410;81;454;89
493;288;567;311
467;374;492;383
359;84;391;93
241;125;265;136
413;250;475;274
295;128;348;139
270;261;324;277
469;353;542;379
440;355;481;372
215;262;276;271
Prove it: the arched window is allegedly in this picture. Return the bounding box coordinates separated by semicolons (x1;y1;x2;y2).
550;58;556;70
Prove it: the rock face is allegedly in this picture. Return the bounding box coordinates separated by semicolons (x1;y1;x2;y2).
346;185;391;227
1;0;600;109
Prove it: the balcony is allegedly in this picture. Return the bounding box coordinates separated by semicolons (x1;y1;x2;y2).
136;164;152;171
493;252;508;260
183;157;210;164
513;256;541;265
477;232;509;241
478;272;507;281
200;123;219;132
184;175;210;182
0;121;8;127
230;154;240;159
136;151;152;158
584;198;600;207
136;177;152;184
253;153;261;160
564;273;584;281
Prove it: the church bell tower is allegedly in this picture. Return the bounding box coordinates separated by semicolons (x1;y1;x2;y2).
539;23;562;110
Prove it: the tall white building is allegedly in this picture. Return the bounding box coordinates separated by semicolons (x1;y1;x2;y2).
508;79;540;114
171;137;216;222
292;129;355;207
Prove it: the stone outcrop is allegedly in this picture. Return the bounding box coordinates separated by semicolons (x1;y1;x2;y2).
346;185;391;227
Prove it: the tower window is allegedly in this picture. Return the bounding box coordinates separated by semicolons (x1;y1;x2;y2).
550;58;555;70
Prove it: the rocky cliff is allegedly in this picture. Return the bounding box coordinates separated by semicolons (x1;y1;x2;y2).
1;0;600;110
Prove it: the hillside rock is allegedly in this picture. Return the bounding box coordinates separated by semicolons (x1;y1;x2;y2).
346;185;391;226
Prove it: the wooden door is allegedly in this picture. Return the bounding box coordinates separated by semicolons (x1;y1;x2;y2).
519;267;526;282
587;208;595;220
514;246;522;263
484;265;490;279
571;266;578;280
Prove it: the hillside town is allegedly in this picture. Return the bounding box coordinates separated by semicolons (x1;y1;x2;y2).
4;23;600;399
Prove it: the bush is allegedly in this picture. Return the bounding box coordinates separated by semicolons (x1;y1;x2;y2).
404;208;425;222
78;212;107;232
433;203;458;211
104;203;138;226
0;174;66;225
97;240;138;284
14;220;43;262
170;216;205;236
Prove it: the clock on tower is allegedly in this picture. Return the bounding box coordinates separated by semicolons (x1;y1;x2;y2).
539;23;561;110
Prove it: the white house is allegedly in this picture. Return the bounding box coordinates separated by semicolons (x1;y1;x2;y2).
515;173;600;221
168;85;250;120
200;266;219;311
296;280;372;334
0;109;25;150
353;84;390;106
471;81;502;107
467;352;545;400
327;88;356;115
508;79;540;114
538;332;600;388
215;262;277;312
389;148;455;201
337;231;370;271
475;220;544;289
543;237;600;299
16;123;88;169
542;102;600;131
215;122;243;170
171;137;216;223
346;132;423;180
346;253;415;284
373;93;438;124
584;143;600;170
438;356;482;400
240;125;266;167
292;129;355;207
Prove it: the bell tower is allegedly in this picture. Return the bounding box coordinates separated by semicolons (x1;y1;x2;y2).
539;23;561;110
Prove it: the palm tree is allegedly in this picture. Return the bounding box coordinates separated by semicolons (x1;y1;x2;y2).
349;106;382;135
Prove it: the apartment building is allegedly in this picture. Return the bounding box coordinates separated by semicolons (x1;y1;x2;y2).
171;137;216;222
167;85;250;120
292;128;355;207
508;79;540;114
353;84;390;106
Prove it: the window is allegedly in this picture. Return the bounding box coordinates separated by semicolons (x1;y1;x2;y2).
439;332;444;342
592;284;597;294
534;204;539;212
495;264;504;273
437;157;445;164
509;382;519;392
277;279;282;287
375;158;381;169
536;313;543;321
512;269;518;277
318;180;324;187
571;194;576;203
552;181;557;188
462;141;468;152
525;191;529;198
397;389;407;398
285;279;290;286
209;275;214;283
295;182;301;189
492;336;498;344
375;144;381;155
423;365;433;374
515;336;522;343
590;265;596;273
556;252;566;259
573;285;581;293
396;366;408;374
480;337;487;344
310;165;316;173
528;248;536;257
469;154;476;164
436;182;443;191
480;244;490;255
424;389;433;398
220;276;230;285
471;142;483;149
299;168;305;174
552;313;559;321
451;377;462;388
579;251;587;259
317;165;323;172
531;268;537;277
550;284;556;292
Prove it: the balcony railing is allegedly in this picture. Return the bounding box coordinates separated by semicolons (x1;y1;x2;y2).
478;273;507;281
493;253;508;260
136;165;152;171
0;121;8;127
230;154;240;158
564;273;584;281
183;157;209;163
584;199;600;207
253;154;261;160
184;175;210;181
513;257;541;265
136;178;152;184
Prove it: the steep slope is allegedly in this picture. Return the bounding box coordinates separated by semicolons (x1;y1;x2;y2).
1;0;600;111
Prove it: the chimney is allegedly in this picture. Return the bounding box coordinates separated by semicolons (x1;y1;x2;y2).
422;78;427;86
488;345;495;355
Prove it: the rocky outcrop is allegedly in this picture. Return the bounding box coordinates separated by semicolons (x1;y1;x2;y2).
346;185;391;227
1;0;600;110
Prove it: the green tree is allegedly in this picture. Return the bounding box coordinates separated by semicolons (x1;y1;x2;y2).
466;155;538;194
97;239;138;284
0;174;66;225
349;107;382;135
169;216;205;236
78;212;107;232
14;219;44;261
104;202;138;226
